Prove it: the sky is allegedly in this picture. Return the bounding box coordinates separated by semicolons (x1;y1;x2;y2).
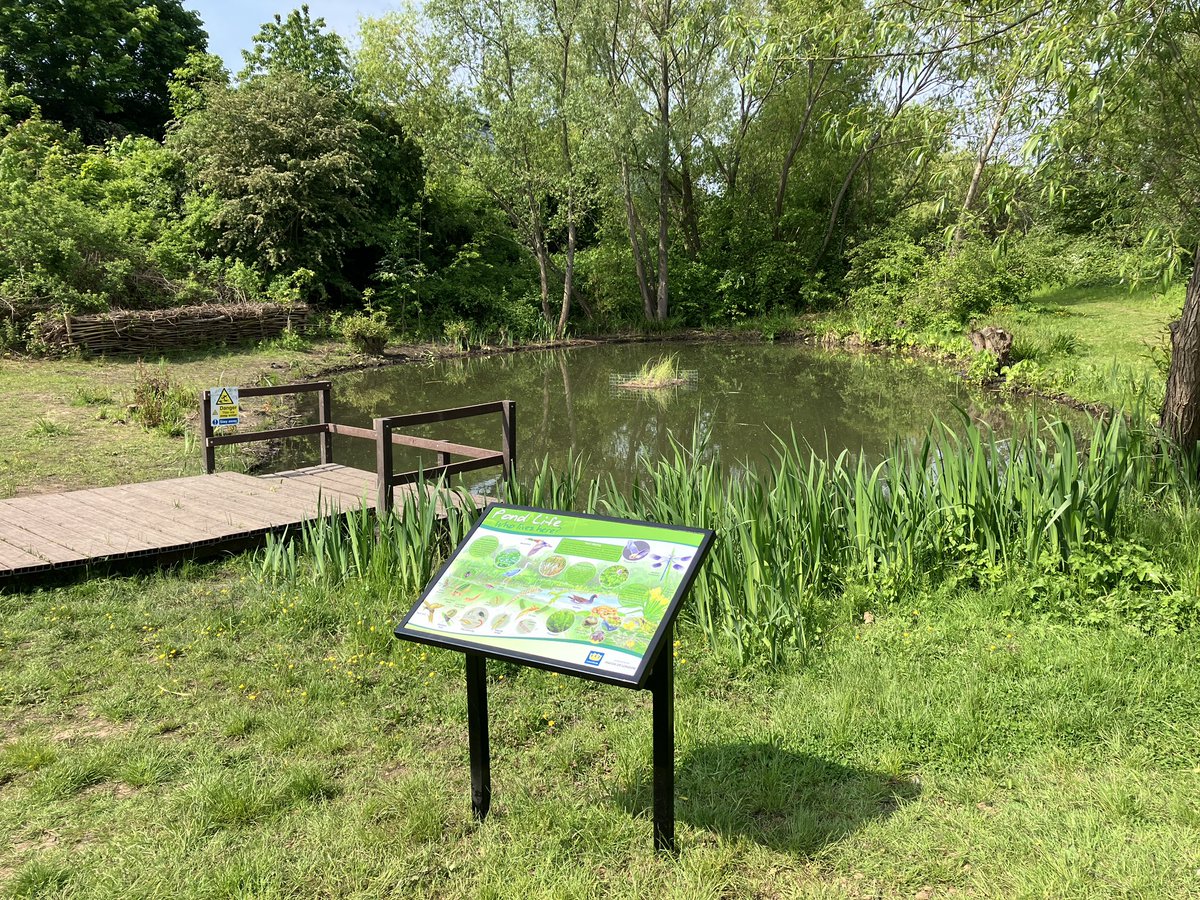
184;0;403;70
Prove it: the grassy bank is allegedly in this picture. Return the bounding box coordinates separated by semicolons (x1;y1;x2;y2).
990;282;1183;410
2;554;1199;897
788;281;1184;414
3;419;1200;897
0;341;362;499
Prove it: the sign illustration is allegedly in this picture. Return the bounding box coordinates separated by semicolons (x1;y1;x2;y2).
209;387;239;427
394;503;714;851
396;505;712;687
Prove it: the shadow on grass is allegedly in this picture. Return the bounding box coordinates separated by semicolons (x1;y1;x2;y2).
614;740;920;854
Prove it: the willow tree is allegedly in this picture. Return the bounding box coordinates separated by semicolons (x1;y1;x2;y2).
1036;1;1200;459
357;1;597;337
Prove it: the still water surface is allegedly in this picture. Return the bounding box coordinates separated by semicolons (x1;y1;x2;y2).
280;342;1082;492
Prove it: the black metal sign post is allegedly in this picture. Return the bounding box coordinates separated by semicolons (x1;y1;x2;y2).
395;504;712;853
465;651;491;820
649;619;675;852
457;631;678;851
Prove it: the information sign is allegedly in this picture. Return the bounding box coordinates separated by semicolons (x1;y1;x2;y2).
396;504;712;688
209;387;240;427
394;503;714;851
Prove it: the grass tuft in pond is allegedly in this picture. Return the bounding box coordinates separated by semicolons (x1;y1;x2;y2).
618;354;689;390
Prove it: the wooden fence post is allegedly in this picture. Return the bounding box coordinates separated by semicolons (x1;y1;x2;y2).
374;417;393;515
201;389;216;474
501;400;517;485
318;384;334;465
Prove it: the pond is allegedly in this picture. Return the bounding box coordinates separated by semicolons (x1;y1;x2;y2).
278;341;1084;492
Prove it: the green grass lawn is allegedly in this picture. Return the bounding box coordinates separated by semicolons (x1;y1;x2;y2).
990;282;1185;410
2;560;1198;898
0;341;357;499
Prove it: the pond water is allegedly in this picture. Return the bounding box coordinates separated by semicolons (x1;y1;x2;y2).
278;341;1084;492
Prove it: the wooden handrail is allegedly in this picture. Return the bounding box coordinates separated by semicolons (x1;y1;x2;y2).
201;381;333;473
375;400;508;428
201;385;516;511
374;400;515;513
208;423;328;447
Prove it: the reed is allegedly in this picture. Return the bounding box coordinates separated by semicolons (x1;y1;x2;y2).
254;413;1197;667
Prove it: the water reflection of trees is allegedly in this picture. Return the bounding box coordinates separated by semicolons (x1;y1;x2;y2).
276;344;1087;491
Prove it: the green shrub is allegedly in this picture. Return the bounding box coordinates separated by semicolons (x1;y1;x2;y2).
339;311;390;355
1028;541;1197;633
442;318;470;350
1047;330;1081;357
131;363;192;436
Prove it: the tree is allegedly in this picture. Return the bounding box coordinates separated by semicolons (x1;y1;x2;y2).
166;51;229;120
170;72;369;282
239;5;351;89
1035;2;1200;459
359;1;595;336
0;0;207;141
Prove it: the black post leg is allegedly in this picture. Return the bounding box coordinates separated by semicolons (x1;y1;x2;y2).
650;623;676;853
465;652;491;820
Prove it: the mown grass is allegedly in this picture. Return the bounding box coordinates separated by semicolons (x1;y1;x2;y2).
989;282;1184;410
786;280;1184;413
1;558;1198;898
0;341;356;498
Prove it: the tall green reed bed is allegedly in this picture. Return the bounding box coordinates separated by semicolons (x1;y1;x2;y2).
255;416;1200;668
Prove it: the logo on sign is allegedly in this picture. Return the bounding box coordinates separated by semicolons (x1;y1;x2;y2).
210;386;240;427
584;651;604;666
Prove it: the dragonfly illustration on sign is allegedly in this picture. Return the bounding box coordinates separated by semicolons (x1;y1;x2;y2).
649;549;694;581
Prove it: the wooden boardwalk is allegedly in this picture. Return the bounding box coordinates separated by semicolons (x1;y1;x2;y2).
0;385;515;582
0;464;482;580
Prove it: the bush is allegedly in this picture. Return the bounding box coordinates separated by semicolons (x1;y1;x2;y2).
131;364;192;436
915;238;1036;325
844;229;930;328
1028;541;1197;634
339;310;390;355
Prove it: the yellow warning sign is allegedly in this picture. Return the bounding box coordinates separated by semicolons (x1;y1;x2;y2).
209;386;240;427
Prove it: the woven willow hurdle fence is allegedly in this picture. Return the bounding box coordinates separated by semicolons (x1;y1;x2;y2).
33;303;311;355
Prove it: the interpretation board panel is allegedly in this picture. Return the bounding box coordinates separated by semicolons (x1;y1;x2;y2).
395;504;713;688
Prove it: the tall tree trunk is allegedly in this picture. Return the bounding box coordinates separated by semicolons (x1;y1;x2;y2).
678;147;700;259
1161;252;1200;462
621;159;655;319
819;133;878;260
530;209;552;321
952;85;1015;252
557;210;575;339
773;60;831;240
656;29;671;322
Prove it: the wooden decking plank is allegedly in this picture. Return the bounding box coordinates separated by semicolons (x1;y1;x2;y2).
93;483;236;538
0;538;52;570
258;467;377;509
0;498;158;556
152;479;297;532
176;475;333;530
249;472;371;514
0;518;87;563
115;482;275;539
208;473;353;521
0;513;94;563
267;465;377;501
0;463;489;579
65;488;219;547
278;463;377;493
0;498;137;555
21;490;193;551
